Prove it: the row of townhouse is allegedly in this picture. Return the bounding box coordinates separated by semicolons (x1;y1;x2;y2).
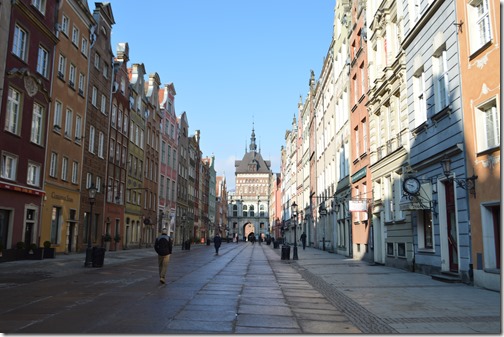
0;0;227;257
281;0;500;291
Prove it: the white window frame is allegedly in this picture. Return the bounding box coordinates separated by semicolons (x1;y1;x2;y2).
12;25;27;61
88;125;95;153
75;114;82;143
6;87;21;135
53;101;62;130
94;52;100;69
476;99;500;152
98;131;104;158
100;94;106;114
1;152;18;181
61;156;68;181
27;162;41;186
32;0;46;14
413;70;427;128
58;54;66;80
81;37;88;57
86;172;92;189
92;86;97;106
49;152;58;177
468;0;492;53
434;51;449;110
71;26;79;46
37;46;49;78
69;64;76;88
64;108;73;138
61;15;69;36
78;73;85;96
31;103;44;145
71;161;79;184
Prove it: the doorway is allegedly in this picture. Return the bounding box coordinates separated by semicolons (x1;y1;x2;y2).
445;182;458;272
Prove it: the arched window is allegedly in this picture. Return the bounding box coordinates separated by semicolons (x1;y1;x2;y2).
250;205;255;217
233;205;238;217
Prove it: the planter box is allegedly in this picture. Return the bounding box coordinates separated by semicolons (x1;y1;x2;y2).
0;249;28;262
27;248;44;260
43;248;55;258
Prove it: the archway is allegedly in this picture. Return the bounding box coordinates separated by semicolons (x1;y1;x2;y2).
243;222;254;241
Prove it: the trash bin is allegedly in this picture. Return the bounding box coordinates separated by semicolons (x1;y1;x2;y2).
281;245;290;260
273;240;280;249
92;247;106;267
185;240;191;250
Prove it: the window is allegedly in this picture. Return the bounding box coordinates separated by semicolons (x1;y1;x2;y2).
6;87;21;135
123;115;128;135
418;210;434;250
61;156;68;181
78;73;85;96
98;132;104;158
37;46;49;78
111;105;117;128
117;110;122;132
397;243;406;257
54;101;62;129
32;0;46;14
88;125;95;153
354;126;359;159
86;172;92;189
1;152;18;180
27;162;41;186
100;94;106;114
12;25;27;60
94;52;100;69
58;54;66;80
71;26;79;45
49;152;57;177
413;70;427;127
476;99;500;152
161;141;166;164
92;86;97;106
75;115;82;142
96;176;102;193
468;0;491;52
362;118;367;154
71;161;78;184
31;103;44;145
64;109;72;138
433;51;449;110
69;64;76;88
387;242;394;256
81;38;88;57
61;15;69;36
102;62;108;79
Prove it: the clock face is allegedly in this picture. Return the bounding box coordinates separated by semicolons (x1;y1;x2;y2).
403;177;421;195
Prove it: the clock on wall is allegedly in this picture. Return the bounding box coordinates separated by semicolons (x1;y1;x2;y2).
403;177;421;195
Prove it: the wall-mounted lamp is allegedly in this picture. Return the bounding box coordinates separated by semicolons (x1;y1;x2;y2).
318;203;327;216
441;156;478;198
342;13;348;27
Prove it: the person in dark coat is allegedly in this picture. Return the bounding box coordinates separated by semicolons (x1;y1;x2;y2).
154;228;173;284
213;233;222;255
300;232;307;250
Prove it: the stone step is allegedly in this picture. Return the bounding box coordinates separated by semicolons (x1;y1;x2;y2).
431;272;462;283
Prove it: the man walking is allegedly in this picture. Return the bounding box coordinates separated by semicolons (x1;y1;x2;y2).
300;232;307;250
154;228;172;284
214;232;222;255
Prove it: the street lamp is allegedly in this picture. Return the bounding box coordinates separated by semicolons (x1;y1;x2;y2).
181;213;187;250
84;184;97;267
441;155;478;198
291;201;299;260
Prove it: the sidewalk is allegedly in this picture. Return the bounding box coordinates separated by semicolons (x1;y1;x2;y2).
266;243;501;334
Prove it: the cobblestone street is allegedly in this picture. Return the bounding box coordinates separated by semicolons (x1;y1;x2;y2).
0;242;500;334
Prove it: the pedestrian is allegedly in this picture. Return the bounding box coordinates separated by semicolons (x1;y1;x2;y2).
300;232;307;250
214;232;222;255
154;228;173;284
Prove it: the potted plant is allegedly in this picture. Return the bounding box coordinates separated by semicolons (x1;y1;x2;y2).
113;234;121;250
28;243;44;260
103;234;112;251
43;240;55;258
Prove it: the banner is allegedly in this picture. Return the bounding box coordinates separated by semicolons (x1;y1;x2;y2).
349;199;367;212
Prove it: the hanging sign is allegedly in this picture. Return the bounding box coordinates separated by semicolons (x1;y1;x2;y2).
349;199;367;212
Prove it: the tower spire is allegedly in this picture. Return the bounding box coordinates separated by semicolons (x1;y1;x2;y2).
249;122;257;152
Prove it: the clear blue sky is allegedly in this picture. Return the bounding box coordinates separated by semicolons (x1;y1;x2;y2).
108;0;335;190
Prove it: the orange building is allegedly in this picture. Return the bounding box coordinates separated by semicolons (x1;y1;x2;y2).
457;0;500;291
